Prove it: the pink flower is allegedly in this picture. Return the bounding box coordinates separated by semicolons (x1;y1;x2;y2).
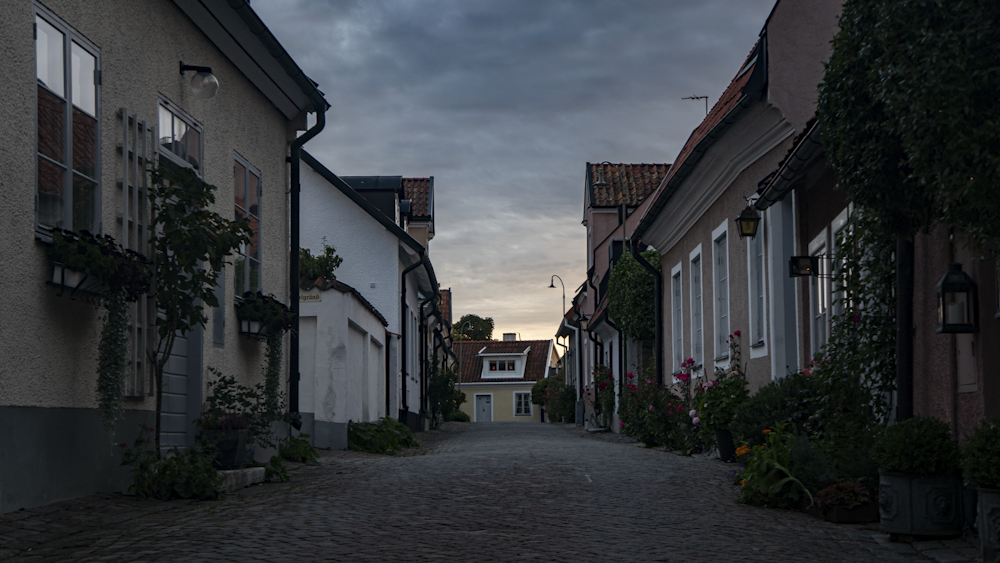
734;330;740;337
692;416;700;425
708;380;717;387
645;379;651;384
852;313;861;323
677;405;683;411
649;405;654;411
689;409;697;417
620;421;625;428
627;372;634;378
677;373;691;382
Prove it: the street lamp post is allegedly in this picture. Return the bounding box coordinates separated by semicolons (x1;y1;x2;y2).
460;320;473;340
548;274;566;318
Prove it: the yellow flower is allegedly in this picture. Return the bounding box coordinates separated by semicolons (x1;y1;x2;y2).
735;445;751;457
762;429;772;434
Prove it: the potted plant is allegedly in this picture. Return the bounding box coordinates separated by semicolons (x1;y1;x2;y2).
699;376;749;461
235;291;295;340
875;416;963;538
814;480;879;523
198;368;272;469
961;417;1000;561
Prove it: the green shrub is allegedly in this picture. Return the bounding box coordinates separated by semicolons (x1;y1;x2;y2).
737;424;814;509
962;417;1000;488
731;370;821;446
119;426;221;501
347;417;419;454
427;359;465;423
874;416;960;477
531;378;549;406
449;410;470;422
299;238;342;281
280;433;320;464
699;376;749;433
620;371;680;448
539;375;576;423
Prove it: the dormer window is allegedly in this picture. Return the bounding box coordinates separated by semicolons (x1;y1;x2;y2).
489;360;516;371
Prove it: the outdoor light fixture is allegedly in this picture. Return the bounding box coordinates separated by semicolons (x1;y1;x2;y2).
789;256;818;277
936;263;978;333
180;62;219;99
735;204;761;239
549;274;566;320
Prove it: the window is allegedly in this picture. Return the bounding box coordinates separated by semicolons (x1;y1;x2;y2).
690;253;703;365
507;360;515;371
35;8;100;233
809;229;830;357
514;392;531;416
158;99;202;174
714;231;729;359
490;361;497;371
671;268;683;372
234;156;261;295
748;223;765;346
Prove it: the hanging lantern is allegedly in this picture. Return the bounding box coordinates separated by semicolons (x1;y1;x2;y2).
735;204;761;239
936;263;978;333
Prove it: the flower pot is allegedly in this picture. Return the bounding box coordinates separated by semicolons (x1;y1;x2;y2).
878;471;963;537
978;488;1000;562
715;428;736;462
201;429;254;470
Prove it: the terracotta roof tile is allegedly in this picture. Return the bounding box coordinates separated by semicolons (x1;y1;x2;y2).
453;340;551;384
589;163;670;208
403;178;431;218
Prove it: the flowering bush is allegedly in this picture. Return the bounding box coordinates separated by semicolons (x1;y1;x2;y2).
590;365;616;429
619;370;682;447
698;332;749;439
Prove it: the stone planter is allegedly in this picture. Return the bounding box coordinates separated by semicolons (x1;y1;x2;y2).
978;488;1000;562
878;471;963;537
715;429;736;462
201;429;254;470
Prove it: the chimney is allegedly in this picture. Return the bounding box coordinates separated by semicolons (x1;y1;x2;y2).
503;333;516;342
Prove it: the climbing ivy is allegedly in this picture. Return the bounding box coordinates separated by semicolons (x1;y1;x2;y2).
607;250;661;342
818;0;1000;250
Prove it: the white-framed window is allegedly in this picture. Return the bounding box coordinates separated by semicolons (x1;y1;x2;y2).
489;360;516;372
690;245;704;366
713;223;729;359
234;154;261;295
671;263;683;373
158;97;203;175
35;5;101;234
747;219;766;347
831;207;852;318
514;392;532;416
809;228;830;357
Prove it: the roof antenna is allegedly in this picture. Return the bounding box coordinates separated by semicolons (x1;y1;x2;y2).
682;95;709;115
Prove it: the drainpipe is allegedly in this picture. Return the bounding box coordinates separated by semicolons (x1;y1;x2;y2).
632;244;663;386
400;256;426;419
289;107;326;417
420;296;435;422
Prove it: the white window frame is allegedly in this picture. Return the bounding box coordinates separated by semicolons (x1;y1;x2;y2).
746;216;768;359
157;97;203;176
712;221;730;363
513;392;532;417
689;244;704;372
234;153;262;296
34;4;102;235
670;262;683;373
809;228;830;358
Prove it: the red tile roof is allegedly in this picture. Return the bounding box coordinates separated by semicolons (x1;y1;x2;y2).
403;178;431;218
453;340;552;384
589;163;670;208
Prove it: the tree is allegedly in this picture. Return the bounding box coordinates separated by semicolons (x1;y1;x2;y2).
452;314;494;341
427;357;465;424
818;0;1000;419
148;165;251;451
607;250;661;342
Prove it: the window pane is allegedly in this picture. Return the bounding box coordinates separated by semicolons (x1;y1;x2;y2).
248;171;259;218
233;255;245;295
72;173;97;233
37;86;65;162
490;361;496;371
37;157;65;228
36;17;64;97
235;162;246;211
72;107;96;178
70;42;95;116
248;215;259;260
158;105;172;152
173;118;187;162
248;258;259;293
185;127;200;169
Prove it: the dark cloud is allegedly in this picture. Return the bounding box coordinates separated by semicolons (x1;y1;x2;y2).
254;0;776;339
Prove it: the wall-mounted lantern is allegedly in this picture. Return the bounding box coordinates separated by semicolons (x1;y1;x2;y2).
180;62;219;99
735;204;761;239
789;256;818;277
936;263;978;333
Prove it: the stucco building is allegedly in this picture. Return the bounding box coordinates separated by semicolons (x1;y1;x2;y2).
454;338;557;423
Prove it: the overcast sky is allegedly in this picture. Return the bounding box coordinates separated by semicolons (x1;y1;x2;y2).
254;0;777;341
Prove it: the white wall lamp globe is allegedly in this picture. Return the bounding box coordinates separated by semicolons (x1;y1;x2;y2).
179;62;219;99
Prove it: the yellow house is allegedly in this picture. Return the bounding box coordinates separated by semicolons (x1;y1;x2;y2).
454;337;556;422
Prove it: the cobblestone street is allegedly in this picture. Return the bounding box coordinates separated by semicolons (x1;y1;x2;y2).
0;423;982;562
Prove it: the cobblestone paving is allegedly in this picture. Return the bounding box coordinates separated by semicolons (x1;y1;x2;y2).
0;422;983;562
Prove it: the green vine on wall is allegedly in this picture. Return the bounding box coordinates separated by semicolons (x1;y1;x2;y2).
96;291;130;435
607;250;661;342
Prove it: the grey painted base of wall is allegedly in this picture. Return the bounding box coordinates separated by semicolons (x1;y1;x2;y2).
298;412;347;450
0;406;153;515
